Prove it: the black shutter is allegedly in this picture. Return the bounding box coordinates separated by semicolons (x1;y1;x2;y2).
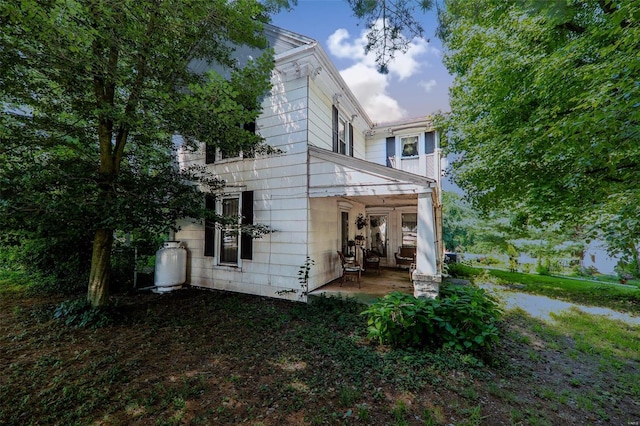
204;194;215;257
348;122;354;157
425;131;435;154
240;191;254;260
332;105;339;152
386;136;395;167
205;142;216;164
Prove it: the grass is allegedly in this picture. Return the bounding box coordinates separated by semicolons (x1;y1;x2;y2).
1;270;639;425
459;266;640;314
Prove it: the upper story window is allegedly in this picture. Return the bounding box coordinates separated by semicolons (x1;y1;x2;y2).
401;135;419;157
332;105;354;157
338;117;347;154
205;121;256;164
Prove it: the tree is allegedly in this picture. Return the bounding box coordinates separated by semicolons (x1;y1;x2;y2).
437;1;640;253
347;0;435;73
0;0;283;306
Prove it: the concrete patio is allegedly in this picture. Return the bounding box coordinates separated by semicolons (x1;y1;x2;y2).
309;267;414;304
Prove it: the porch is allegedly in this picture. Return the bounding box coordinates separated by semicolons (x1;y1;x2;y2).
308;267;414;304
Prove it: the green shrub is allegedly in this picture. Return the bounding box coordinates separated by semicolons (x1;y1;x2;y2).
446;263;481;278
434;285;502;351
360;292;435;347
361;286;502;352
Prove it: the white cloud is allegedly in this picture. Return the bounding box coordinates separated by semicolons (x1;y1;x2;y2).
419;79;437;93
340;63;406;122
326;21;438;122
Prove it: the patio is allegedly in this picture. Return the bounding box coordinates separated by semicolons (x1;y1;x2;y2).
309;267;414;304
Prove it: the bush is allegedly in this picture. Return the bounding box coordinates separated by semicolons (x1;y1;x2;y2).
361;286;502;352
446;262;481;278
360;292;435;347
1;232;93;294
54;297;115;328
435;285;502;351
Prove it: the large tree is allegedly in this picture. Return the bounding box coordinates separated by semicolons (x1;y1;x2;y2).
437;0;640;263
0;0;282;306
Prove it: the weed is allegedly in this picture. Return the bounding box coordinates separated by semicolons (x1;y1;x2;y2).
356;404;370;422
391;399;409;423
337;385;360;407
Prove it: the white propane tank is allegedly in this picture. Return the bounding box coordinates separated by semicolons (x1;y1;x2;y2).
153;241;187;293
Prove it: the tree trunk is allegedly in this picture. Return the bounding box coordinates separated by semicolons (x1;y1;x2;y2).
87;228;114;307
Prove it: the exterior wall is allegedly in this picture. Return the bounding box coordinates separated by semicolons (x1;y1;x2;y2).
308;78;368;159
175;72;312;301
307;198;366;291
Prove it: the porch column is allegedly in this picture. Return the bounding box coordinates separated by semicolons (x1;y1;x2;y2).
412;192;441;298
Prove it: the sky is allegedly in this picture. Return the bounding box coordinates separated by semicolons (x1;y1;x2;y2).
271;0;453;124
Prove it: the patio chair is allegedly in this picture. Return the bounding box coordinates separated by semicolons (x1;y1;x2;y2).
361;247;381;275
395;246;416;269
337;251;360;287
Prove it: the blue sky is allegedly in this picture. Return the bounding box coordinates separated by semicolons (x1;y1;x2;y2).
271;0;453;123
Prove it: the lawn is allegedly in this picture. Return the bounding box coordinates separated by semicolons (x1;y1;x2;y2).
1;271;639;425
450;264;640;315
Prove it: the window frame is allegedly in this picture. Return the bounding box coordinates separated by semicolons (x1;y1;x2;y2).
332;105;354;157
218;195;240;266
400;135;419;158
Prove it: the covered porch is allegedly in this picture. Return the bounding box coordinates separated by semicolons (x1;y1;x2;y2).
307;146;443;299
309;267;414;304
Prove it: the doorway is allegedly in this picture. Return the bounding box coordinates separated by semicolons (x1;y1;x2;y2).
368;215;388;264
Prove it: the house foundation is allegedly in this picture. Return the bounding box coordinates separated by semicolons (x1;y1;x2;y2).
412;271;441;299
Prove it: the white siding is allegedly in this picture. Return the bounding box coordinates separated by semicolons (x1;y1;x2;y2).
175;72;311;302
307;78;332;151
365;136;388;167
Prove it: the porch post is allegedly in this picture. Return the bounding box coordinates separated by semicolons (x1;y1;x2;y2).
412;192;441;298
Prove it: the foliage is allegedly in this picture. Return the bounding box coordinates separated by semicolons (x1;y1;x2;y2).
361;286;502;352
2;280;640;424
438;0;640;255
0;0;279;305
354;213;368;230
614;256;638;280
361;292;435;347
435;285;502;351
442;191;478;252
446;262;482;279
346;0;434;73
53;297;114;328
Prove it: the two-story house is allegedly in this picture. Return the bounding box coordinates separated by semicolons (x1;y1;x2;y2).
175;24;443;301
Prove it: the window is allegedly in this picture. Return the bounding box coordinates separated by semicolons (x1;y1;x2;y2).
401;213;417;247
332;105;354;156
338;117;347;154
220;197;240;264
401;136;419;157
205;121;256;163
204;191;254;265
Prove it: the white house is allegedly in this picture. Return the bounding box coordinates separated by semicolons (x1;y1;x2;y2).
175;24;443;301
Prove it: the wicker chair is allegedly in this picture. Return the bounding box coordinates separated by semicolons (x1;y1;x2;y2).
337;251;360;287
395;246;416;269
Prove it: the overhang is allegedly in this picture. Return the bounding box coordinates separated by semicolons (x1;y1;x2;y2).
308;146;435;198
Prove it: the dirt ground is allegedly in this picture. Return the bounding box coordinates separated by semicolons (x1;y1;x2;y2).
1;286;638;425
